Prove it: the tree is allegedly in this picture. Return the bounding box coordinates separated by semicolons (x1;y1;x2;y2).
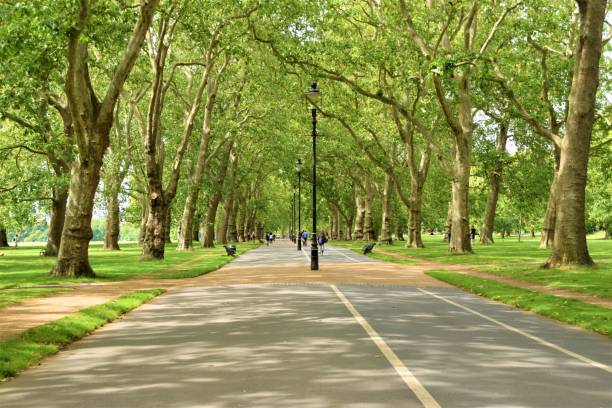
51;0;159;277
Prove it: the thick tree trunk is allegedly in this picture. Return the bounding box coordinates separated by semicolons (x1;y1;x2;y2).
218;203;230;244
546;0;604;267
177;188;199;250
0;227;8;247
45;189;68;256
202;198;221;248
50;160;101;277
379;174;393;245
363;191;375;241
481;120;509;245
407;183;424;248
449;139;472;253
103;188;121;250
353;196;365;240
142;196;166;260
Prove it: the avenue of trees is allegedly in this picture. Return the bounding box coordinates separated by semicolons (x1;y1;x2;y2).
0;0;610;277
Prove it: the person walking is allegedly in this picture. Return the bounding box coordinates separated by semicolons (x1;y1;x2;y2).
302;230;308;246
318;231;328;255
470;226;477;241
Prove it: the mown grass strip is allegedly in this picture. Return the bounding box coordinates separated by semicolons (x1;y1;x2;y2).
0;288;165;380
426;270;612;338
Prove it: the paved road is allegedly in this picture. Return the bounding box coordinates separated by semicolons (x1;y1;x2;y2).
0;243;610;408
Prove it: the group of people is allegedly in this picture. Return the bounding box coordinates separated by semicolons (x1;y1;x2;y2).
265;232;276;246
296;230;328;255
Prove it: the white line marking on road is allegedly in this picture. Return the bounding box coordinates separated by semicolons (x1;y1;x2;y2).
301;247;311;262
417;288;612;374
332;285;441;408
327;246;362;263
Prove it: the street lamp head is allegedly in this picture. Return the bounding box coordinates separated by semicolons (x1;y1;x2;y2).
295;158;303;172
305;82;321;105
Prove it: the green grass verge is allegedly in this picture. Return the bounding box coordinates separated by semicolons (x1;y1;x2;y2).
0;288;165;380
0;242;260;306
426;270;612;338
334;235;612;299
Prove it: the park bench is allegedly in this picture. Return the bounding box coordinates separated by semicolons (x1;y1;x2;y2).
362;243;375;255
224;244;237;256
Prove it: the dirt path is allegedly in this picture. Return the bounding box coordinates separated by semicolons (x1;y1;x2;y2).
375;249;612;309
0;242;446;341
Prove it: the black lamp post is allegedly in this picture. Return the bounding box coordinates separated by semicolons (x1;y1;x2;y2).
291;183;296;242
296;159;303;251
305;82;321;271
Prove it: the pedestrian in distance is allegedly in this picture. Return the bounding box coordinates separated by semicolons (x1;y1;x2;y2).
302;230;308;246
12;235;18;248
470;226;477;241
318;231;328;255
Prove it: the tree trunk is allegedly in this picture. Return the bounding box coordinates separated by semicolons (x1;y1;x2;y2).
449;138;472;253
379;174;393;244
192;213;200;242
50;160;101;277
103;188;121;250
363;197;375;241
481;119;509;245
45;189;68;256
395;222;404;241
407;182;424;248
444;201;452;242
218;204;230;244
163;205;172;244
540;148;561;248
202;143;233;248
139;194;148;246
142;195;166;260
353;196;365;240
0;227;8;247
546;0;604;267
237;206;246;242
228;199;239;243
51;0;158;277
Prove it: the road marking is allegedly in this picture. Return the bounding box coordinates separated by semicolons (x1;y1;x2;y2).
301;247;311;262
332;285;441;408
417;288;612;374
327;246;362;263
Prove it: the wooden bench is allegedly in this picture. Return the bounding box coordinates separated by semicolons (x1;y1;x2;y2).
224;245;237;256
362;243;375;255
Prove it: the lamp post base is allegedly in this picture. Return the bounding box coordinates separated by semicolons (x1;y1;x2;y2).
311;243;319;270
297;240;302;251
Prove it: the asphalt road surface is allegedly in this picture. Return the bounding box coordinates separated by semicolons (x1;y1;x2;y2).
0;243;610;408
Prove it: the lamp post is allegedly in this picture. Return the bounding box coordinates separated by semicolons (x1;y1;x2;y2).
291;183;296;242
305;82;320;271
296;159;303;251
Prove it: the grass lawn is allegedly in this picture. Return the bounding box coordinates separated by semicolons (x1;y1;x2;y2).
426;270;612;338
0;289;164;379
334;234;612;299
0;241;260;307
